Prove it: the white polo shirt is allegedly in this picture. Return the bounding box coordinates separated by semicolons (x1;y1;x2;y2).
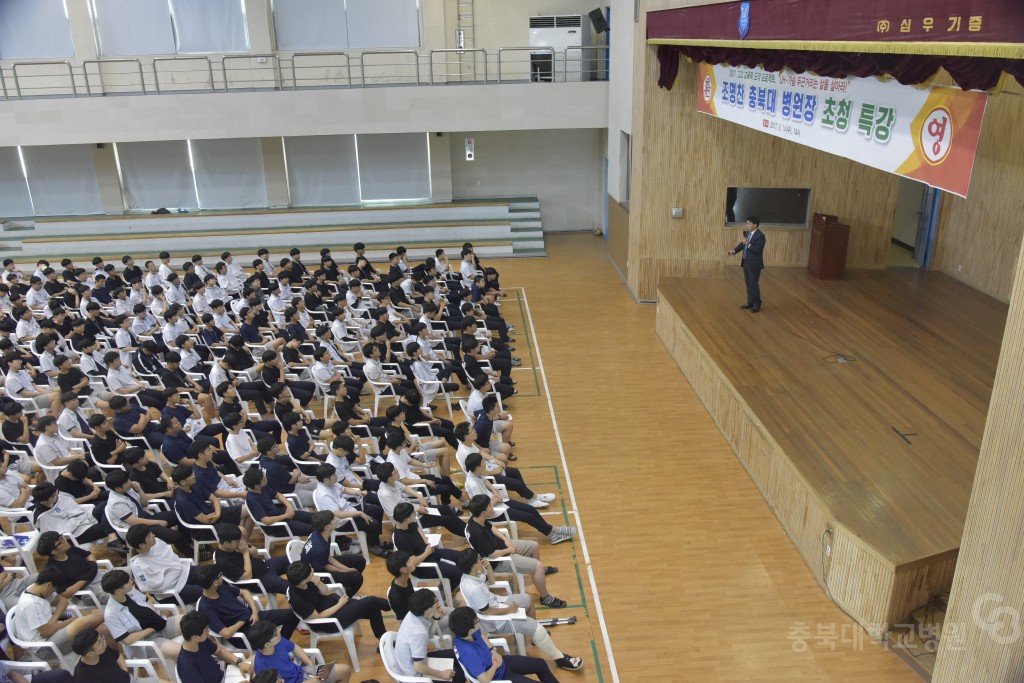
394;612;431;677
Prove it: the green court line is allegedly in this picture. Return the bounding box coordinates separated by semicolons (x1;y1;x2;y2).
590;639;606;683
510;289;543;396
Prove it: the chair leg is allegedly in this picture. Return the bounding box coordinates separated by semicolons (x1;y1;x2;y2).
343;628;360;672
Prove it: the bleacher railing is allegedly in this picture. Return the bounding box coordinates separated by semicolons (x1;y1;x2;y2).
0;47;609;100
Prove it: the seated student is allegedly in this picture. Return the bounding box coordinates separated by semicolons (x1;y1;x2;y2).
222;412;261;471
249;628;351;683
104;352;166;410
386;551;421;622
0;449;31;508
376;462;466;537
123;448;172;501
453;421;544;502
71;629;133;683
35;416;89;472
87;413;128;467
255;436;317;507
171;464;246;535
177;610;254;683
391;502;464;586
242;467;313;537
473;396;517;463
37;530;108;601
462;337;515;402
299;510;367;596
195;565;299;646
394;589;465;683
464;495;567;608
285;561;390;642
192;438;247;499
31;482;113;546
216;381;279;438
126;524;204;604
104;470;187;552
464;453;575;545
12;567;110;657
101;570;182;663
282;412;327;469
4;353;58;413
311;463;387;557
449;606;564;683
109;395;164;449
53;460;106;508
214;523;291;597
385;431;463;507
457;550;582;672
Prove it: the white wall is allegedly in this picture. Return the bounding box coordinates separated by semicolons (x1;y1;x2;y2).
0;82;607;147
606;0;635;203
450;129;605;232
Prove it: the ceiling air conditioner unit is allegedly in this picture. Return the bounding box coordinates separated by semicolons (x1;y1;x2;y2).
528;15;592;83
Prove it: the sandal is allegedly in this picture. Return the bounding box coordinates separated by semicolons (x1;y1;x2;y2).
507;453;517;461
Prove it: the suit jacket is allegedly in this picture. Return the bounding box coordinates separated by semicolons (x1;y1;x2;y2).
734;229;766;271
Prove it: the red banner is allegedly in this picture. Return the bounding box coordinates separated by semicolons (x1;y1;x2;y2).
648;0;1024;45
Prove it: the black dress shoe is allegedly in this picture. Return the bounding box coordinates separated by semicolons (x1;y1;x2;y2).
740;304;753;309
751;306;761;312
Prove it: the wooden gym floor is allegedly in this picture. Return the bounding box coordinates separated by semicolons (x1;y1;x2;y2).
104;234;930;682
312;233;924;682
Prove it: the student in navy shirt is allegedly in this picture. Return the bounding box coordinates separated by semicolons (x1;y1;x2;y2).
110;395;164;449
170;464;245;536
242;467;313;537
195;565;299;648
450;606;560;683
256;437;316;506
299;510;366;597
177;610;253;683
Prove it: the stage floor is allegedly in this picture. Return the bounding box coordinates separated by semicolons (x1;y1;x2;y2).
659;267;1007;565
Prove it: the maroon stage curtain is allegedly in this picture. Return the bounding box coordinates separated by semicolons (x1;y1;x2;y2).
657;44;1024;92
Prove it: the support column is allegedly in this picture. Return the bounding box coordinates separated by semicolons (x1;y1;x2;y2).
933;236;1024;682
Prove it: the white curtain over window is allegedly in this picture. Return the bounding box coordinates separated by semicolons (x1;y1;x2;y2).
21;145;104;216
272;0;347;51
0;0;75;59
356;133;430;201
284;135;360;207
116;141;198;210
169;0;248;53
345;0;420;49
92;0;175;56
0;148;34;218
191;138;268;209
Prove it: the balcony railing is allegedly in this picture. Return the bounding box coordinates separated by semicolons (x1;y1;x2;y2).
0;46;609;100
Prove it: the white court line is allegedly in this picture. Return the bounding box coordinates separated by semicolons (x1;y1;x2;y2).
518;286;620;683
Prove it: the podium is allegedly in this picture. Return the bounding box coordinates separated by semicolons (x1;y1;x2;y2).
808;212;850;280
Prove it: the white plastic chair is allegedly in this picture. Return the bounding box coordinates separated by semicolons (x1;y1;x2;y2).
379;630;455;683
6;604;81;669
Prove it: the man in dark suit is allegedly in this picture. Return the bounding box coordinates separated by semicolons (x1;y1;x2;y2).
729;215;766;312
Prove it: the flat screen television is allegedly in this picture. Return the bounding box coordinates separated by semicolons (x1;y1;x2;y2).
725;187;812;228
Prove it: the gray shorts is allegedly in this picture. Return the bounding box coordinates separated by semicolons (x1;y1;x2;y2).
494;540;540;575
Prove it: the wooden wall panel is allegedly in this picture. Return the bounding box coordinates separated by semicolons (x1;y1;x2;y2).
932;83;1024;302
933;224;1024;681
629;52;900;299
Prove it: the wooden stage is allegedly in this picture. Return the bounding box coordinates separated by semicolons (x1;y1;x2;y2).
657;267;1007;633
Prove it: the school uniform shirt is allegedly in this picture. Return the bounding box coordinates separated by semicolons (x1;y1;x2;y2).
225;432;256;466
107;488;145;535
106;365;142;393
129;537;190;594
14;317;40;342
34;432;73;467
3;369;39;399
377;480;411;519
312;481;358;517
34;492;96;538
393;612;432;678
105;587;168;641
0;469;25;507
26;287;49;309
113;328;135;366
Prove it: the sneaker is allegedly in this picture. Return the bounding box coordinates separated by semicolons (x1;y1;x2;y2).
548;530;572;545
528;497;549;509
508;326;516;334
540;594;566;608
536;493;556;503
368;544;391;558
559;525;578;537
555;656;584;670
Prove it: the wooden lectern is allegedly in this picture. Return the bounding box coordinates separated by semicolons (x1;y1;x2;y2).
808;212;850;280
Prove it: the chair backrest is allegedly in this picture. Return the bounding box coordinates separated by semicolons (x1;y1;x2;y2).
379;632;402;677
285;538;304;563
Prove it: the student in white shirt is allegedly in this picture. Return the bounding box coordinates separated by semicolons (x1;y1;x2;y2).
222;413;260;471
3;353;56;412
12;567;109;655
157;252;175;285
13;306;40;343
25;277;49;310
312;463;387;555
126;525;203;603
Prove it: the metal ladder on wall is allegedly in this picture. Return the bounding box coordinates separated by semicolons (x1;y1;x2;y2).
455;0;476;81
